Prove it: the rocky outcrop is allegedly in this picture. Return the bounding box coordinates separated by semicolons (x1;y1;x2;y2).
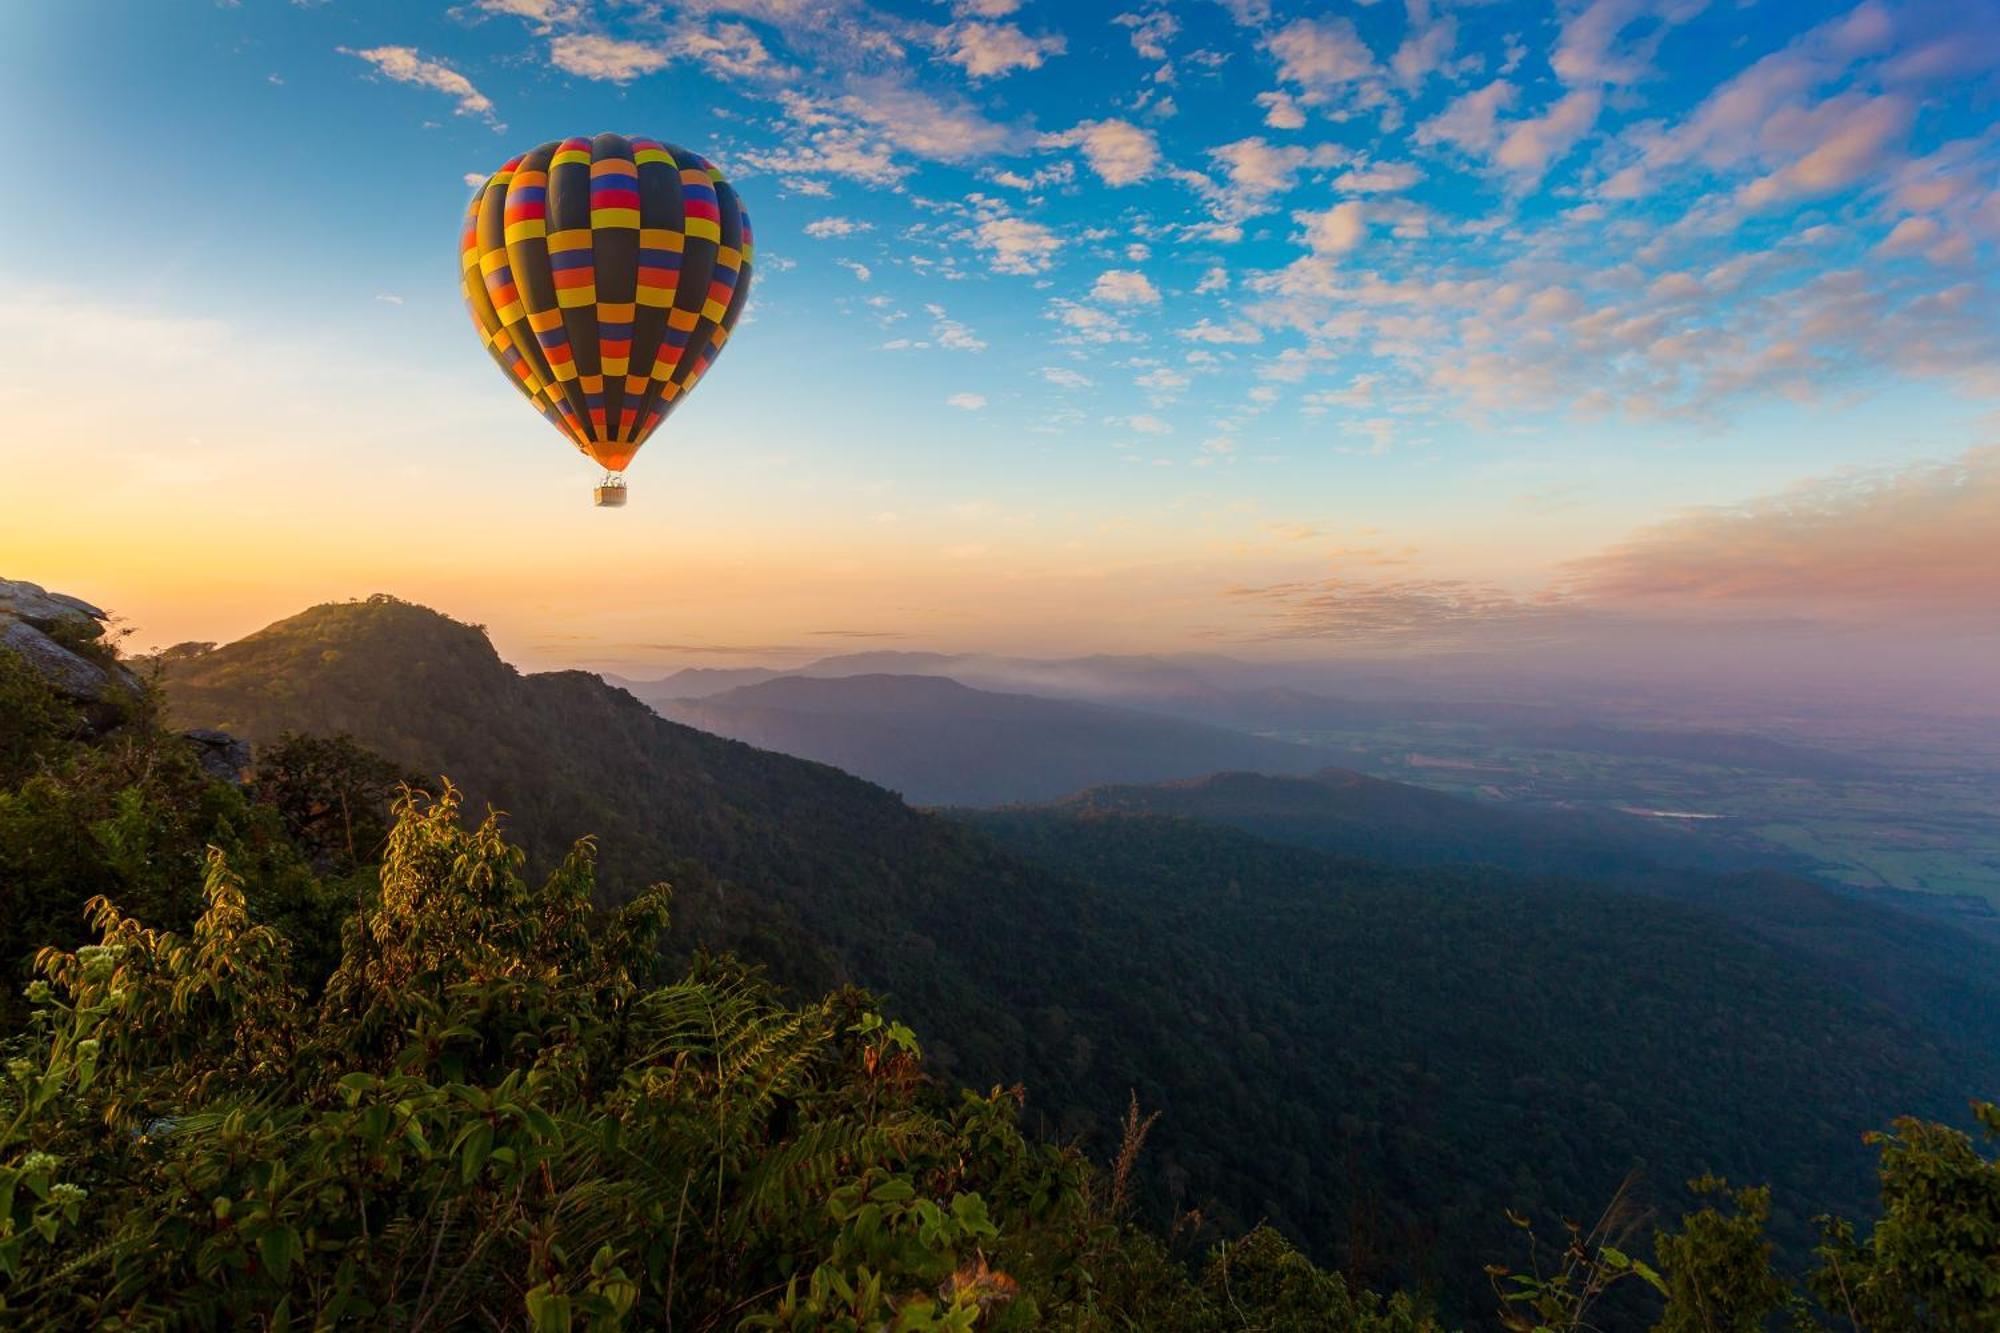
183;728;254;783
2;579;260;782
0;578;140;712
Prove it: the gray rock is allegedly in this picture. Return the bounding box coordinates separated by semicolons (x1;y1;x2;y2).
0;578;108;637
0;577;139;715
1;618;118;699
183;729;253;784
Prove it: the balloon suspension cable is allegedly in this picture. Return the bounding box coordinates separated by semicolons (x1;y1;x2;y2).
593;472;629;508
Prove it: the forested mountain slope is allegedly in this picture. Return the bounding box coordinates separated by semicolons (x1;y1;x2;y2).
159;595;1998;1319
956;809;1998;1288
1034;771;2000;1056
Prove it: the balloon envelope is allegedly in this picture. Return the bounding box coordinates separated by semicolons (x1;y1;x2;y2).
461;133;753;473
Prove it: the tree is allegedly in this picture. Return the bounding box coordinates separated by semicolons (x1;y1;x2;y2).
5;785;1440;1330
249;731;412;872
1651;1177;1795;1332
1811;1104;2000;1331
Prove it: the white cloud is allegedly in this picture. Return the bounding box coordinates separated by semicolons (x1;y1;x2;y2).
1343;417;1399;453
667;22;786;81
1092;269;1162;305
1181;317;1263;344
804;216;873;238
1495;88;1602;184
1302;374;1379;412
973;216;1061;274
1129;413;1173;434
1593;6;1898;203
1873;215;1947;261
548;34;667;82
1737;93;1913;210
840;79;1021;163
474;0;580;30
1416;79;1516;154
1392;13;1457;88
1256;90;1307;129
1553;0;1709;88
742;123;905;187
947;392;988;410
939;21;1065;79
1418;81;1601;186
1043;366;1093;388
1333;160;1422;193
1266;15;1380;89
1195;266;1229;294
1295;201;1367;255
1115;8;1180;60
1257;347;1322;383
837;258;873;282
1042;118;1160;186
340;46;498;124
990;161;1075;191
929;305;988;350
1209;136;1351;209
1049;299;1134;344
746;79;1017;189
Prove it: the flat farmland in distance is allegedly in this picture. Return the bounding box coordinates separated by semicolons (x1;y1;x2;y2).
1272;719;2000;906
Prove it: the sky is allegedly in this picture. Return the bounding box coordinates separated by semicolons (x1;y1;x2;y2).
1;0;1996;694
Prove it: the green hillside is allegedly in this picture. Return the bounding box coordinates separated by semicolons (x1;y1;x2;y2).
1031;771;2000;1055
958;809;1997;1283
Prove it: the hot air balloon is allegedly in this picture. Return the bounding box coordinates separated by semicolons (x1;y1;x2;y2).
461;134;753;506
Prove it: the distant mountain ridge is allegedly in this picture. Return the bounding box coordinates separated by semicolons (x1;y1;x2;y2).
650;671;1330;805
614;649;1881;780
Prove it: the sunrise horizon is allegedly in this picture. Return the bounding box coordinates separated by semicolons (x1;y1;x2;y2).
4;0;1996;688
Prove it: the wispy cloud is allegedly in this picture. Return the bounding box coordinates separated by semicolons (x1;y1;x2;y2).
340;46;500;126
1564;444;2000;620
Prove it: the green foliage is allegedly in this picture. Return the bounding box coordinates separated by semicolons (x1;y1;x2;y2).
0;786;1447;1330
1199;1226;1435;1331
0;674;348;1030
1808;1103;2000;1331
0;649;82;788
1484;1181;1666;1333
249;730;413;872
1650;1177;1795;1332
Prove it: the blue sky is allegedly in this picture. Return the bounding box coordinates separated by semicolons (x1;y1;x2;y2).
1;0;1996;676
